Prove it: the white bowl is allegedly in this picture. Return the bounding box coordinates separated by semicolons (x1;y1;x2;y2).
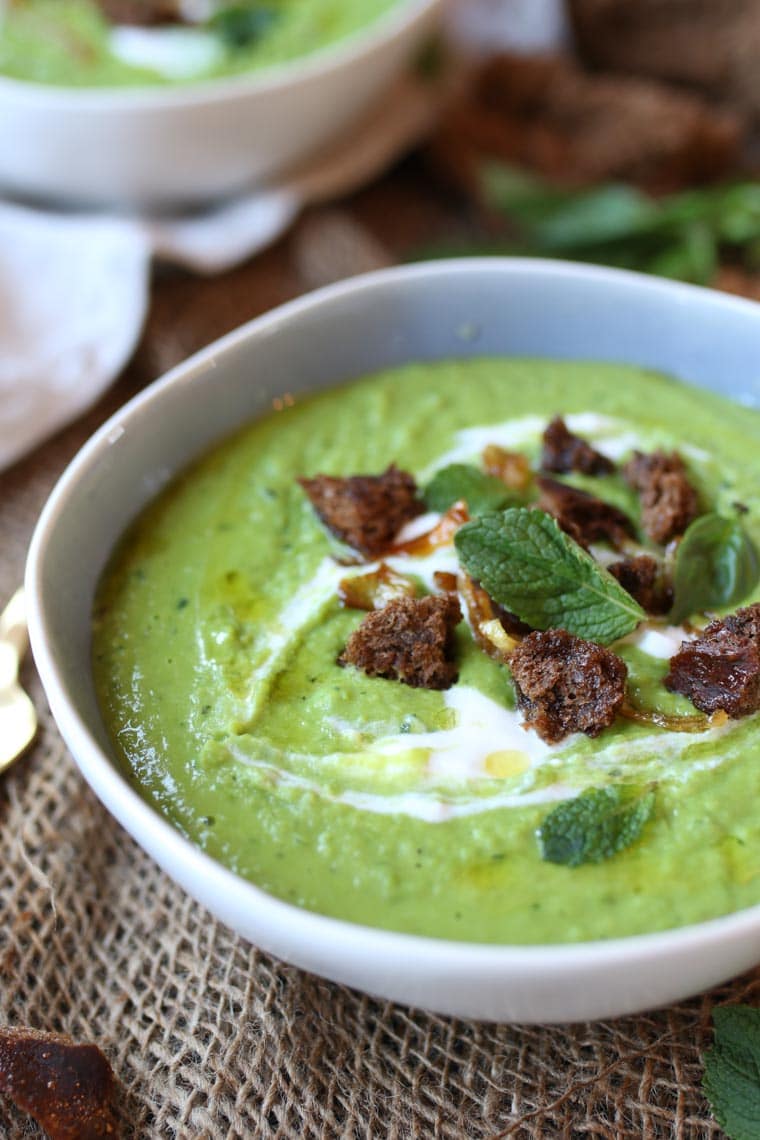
0;0;441;208
26;259;760;1022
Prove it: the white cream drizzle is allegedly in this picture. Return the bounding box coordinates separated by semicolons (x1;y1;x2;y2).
419;415;546;479
384;547;459;591
109;26;224;79
394;512;440;543
282;773;576;822
377;684;557;779
624;624;692;660
253;557;339;667
200;556;341;724
227;710;729;820
589;431;643;461
682;443;711;463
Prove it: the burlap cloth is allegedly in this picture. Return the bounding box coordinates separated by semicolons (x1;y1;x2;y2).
0;182;755;1138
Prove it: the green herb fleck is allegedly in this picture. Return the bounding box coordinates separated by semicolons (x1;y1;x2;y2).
703;1005;760;1140
424;464;515;515
210;4;279;49
670;513;760;623
538;784;655;867
454;507;645;643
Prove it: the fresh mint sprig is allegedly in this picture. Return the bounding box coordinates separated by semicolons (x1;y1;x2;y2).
454;507;645;643
480;166;760;285
538;784;655;867
424;464;515;516
670;513;760;623
703;1005;760;1140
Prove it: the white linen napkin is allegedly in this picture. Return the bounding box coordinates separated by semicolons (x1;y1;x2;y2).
0;207;150;471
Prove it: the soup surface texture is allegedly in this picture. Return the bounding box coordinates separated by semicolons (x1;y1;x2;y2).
0;0;399;87
93;359;760;943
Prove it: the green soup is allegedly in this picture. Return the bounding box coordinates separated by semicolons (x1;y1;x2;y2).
0;0;400;87
92;359;760;943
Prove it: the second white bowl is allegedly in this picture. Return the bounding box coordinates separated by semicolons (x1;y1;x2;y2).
0;0;441;207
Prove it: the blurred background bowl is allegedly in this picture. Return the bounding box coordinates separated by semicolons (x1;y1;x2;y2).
0;0;442;208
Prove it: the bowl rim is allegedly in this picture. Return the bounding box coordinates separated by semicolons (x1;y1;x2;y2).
24;257;760;989
0;0;440;109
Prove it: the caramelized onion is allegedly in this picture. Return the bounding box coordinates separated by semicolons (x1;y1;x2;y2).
620;699;728;734
458;572;519;662
479;619;520;660
338;562;417;610
433;570;458;593
482;444;533;491
390;500;469;556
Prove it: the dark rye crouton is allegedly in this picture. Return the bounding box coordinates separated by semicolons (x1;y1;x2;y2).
541;416;615;476
536;476;634;550
607;554;672;614
339;594;462;690
510;629;628;743
98;0;186;24
569;0;760;125
665;603;760;717
428;51;740;200
624;449;699;544
298;465;423;558
0;1027;120;1139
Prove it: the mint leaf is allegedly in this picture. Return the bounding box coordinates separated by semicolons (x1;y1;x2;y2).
538;784;655;867
210;4;279;48
517;185;659;251
703;1006;760;1140
482;166;661;247
454;507;645;643
671;513;760;623
424;464;514;515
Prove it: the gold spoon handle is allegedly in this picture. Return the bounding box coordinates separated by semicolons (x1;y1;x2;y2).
0;642;18;690
0;588;28;662
0;588;37;773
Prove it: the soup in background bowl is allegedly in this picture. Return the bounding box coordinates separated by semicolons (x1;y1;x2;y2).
0;0;402;88
26;259;760;1022
0;0;442;205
